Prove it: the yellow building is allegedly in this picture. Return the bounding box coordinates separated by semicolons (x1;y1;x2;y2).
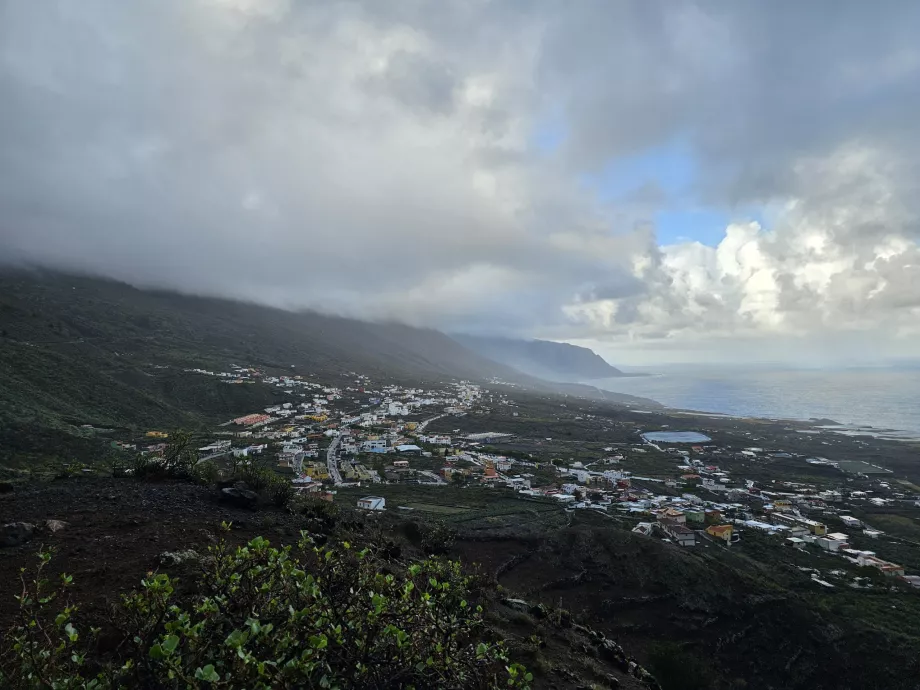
706;524;734;544
145;431;169;439
302;463;330;481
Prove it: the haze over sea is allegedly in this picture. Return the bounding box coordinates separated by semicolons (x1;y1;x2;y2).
592;364;920;441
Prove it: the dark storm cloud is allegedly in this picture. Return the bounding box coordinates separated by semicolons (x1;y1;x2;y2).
1;0;919;356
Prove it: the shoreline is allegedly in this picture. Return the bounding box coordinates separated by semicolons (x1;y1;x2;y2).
624;402;920;444
588;367;920;444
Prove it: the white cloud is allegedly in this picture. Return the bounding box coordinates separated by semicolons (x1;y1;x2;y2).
1;1;919;363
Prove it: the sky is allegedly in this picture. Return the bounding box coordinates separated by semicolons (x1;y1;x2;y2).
1;1;919;366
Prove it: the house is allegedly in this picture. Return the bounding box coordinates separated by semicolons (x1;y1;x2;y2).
632;522;656;537
661;522;696;547
815;537;846;552
786;537;806;550
395;444;422;455
393;460;409;469
857;554;904;577
362;439;388;452
659;508;687;524
706;524;734;544
199;440;231;454
357;496;386;511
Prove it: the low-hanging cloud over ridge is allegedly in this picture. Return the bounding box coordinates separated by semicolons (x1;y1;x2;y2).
1;1;918;363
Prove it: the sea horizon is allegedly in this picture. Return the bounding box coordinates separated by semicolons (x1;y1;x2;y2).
589;364;920;441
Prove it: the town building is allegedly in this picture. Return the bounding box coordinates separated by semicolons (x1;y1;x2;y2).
357;496;386;511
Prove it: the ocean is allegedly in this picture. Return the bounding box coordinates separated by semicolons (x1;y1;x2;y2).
590;365;920;441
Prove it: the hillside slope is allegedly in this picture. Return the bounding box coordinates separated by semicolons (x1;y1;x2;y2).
453;334;624;381
0;270;652;435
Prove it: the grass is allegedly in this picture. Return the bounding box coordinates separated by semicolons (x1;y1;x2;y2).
404;503;470;514
836;459;893;475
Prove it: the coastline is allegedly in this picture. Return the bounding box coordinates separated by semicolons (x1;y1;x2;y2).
589;368;920;444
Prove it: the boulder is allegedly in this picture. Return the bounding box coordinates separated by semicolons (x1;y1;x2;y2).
1;522;36;548
220;487;259;510
45;519;68;534
500;597;532;613
159;549;201;566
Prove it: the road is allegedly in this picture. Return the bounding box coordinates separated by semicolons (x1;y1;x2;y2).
326;433;343;484
417;469;446;485
416;414;445;433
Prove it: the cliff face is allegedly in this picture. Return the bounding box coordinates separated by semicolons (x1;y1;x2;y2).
452;335;624;382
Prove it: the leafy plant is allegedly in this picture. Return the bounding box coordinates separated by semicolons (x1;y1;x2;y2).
190;460;220;487
0;549;100;689
131;431;198;481
1;532;532;689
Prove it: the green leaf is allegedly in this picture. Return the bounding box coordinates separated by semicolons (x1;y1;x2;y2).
149;644;166;660
225;629;249;648
161;634;179;654
195;664;221;682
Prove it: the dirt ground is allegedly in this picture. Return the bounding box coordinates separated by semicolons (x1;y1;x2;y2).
0;479;653;690
0;477;307;628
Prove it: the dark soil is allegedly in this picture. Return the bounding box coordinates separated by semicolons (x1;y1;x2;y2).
0;479;652;690
0;477;306;628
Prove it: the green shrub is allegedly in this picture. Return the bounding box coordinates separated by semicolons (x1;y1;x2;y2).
421;520;457;556
266;476;296;508
235;463;275;492
54;462;89;479
132;431;198;482
131;453;165;480
190;460;220;487
0;533;532;690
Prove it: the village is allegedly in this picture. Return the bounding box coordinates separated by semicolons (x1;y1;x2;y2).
119;363;920;594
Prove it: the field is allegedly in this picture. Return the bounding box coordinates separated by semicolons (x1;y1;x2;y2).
836;459;894;474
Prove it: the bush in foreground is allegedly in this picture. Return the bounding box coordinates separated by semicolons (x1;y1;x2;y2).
0;529;532;689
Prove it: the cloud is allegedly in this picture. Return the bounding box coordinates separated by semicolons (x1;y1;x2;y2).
1;1;918;362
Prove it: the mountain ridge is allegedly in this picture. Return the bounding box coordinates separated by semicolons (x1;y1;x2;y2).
0;269;655;432
452;333;625;382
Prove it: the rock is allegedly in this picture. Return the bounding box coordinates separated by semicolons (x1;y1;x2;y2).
1;522;37;547
220;487;259;510
605;675;620;688
529;602;549;619
44;519;68;534
501;597;532;613
159;549;201;566
0;481;14;494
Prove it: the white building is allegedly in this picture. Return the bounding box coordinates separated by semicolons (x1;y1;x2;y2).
357;496;386;511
